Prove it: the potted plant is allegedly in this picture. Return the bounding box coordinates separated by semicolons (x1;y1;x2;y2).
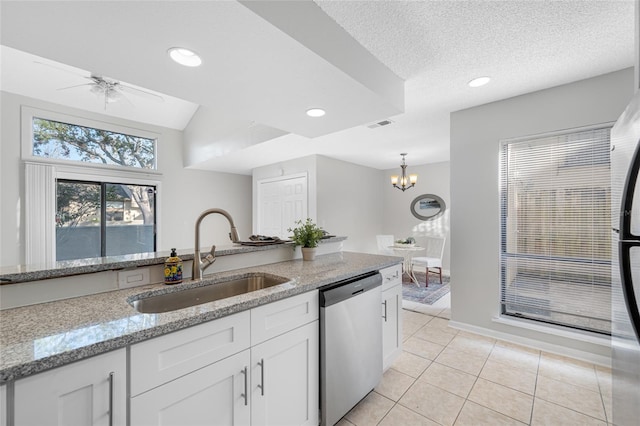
288;218;324;260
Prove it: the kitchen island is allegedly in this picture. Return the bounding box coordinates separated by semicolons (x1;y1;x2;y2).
0;251;400;383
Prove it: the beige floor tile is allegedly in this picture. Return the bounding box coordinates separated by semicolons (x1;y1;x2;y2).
448;333;495;358
403;336;445;361
403;309;433;327
378;404;440;426
538;352;599;392
480;358;537;395
391;350;432;378
344;391;394;426
424;316;451;330
435;346;488;376
455;400;527;426
468;378;534;424
421;361;477;398
495;339;541;355
540;351;597;370
488;345;540;373
595;365;612;395
399;381;465;426
601;388;612;424
335;419;355;426
535;375;606;421
438;308;451;319
413;325;457;346
375;368;416;401
531;397;607;426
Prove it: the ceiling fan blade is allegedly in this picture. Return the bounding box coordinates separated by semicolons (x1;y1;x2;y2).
56;83;92;91
34;60;89;78
118;84;164;103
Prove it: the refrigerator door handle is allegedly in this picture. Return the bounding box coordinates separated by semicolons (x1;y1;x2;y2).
619;240;640;342
620;138;640;241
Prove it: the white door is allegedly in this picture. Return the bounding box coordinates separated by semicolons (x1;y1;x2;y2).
14;349;126;426
251;321;319;426
257;174;308;239
131;349;251;426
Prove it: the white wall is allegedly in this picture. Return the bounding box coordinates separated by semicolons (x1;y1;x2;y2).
0;91;252;267
381;161;451;271
450;68;634;359
316;155;383;253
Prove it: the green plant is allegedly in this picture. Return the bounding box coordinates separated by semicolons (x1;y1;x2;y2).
288;218;324;248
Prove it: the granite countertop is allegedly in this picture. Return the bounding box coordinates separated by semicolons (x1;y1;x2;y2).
0;251;401;383
0;236;347;284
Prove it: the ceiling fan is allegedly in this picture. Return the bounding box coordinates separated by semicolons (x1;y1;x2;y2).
35;61;164;109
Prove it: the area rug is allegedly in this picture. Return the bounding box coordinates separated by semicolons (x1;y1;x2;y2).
402;271;450;305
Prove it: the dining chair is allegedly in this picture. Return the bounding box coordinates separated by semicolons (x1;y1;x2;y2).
410;237;446;286
376;235;395;256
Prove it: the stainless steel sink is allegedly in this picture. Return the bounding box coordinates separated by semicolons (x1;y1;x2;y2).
130;273;290;313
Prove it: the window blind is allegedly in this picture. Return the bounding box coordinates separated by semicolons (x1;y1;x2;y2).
499;125;612;335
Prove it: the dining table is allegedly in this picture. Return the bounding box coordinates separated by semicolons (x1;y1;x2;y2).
389;244;424;286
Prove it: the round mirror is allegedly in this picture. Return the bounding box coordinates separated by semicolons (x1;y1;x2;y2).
410;194;446;221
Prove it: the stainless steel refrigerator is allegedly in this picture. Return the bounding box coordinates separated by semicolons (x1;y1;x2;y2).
611;90;640;426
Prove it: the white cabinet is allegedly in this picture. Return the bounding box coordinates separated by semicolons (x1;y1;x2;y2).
131;349;251;426
381;264;403;371
131;291;319;426
14;348;126;426
251;321;319;426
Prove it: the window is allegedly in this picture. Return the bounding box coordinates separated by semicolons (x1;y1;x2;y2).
21;107;161;264
32;117;156;169
56;180;156;261
499;125;612;335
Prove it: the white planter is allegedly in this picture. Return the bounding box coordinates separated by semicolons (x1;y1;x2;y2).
301;247;317;261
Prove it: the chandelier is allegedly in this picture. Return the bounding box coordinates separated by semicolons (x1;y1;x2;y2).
391;153;417;191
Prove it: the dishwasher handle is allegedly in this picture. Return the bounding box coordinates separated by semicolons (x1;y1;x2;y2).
320;271;381;307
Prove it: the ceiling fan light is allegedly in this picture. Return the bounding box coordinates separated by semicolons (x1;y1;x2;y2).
168;47;202;67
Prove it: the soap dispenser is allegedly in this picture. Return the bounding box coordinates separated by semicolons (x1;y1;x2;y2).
164;248;183;285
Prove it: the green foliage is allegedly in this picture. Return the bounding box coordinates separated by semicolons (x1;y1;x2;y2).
287;218;324;248
32;118;155;169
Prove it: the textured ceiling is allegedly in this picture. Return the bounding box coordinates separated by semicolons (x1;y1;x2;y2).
0;0;635;174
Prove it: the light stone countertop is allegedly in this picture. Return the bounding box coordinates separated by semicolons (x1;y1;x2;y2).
0;236;347;284
0;251;401;383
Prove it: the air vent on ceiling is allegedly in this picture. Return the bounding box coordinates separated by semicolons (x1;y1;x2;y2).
367;119;394;129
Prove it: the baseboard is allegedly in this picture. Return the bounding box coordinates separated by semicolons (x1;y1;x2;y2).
448;319;611;367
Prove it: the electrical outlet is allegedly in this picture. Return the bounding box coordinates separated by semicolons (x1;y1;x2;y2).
118;268;150;289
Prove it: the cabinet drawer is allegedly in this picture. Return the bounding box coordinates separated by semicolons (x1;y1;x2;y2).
130;310;250;397
380;264;402;291
251;291;319;345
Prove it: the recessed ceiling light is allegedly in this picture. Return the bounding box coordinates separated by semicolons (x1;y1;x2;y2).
468;76;491;88
306;108;326;118
168;47;202;67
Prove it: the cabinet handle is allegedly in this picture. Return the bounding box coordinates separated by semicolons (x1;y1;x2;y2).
108;372;114;426
241;367;248;406
258;359;265;396
382;300;388;322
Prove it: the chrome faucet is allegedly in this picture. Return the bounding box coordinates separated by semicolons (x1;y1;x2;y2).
193;208;240;280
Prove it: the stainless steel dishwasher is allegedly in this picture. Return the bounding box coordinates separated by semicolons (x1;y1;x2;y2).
320;271;383;426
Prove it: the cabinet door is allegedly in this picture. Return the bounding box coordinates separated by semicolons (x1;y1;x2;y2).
14;349;126;426
251;321;319;426
382;283;403;371
131;349;251;426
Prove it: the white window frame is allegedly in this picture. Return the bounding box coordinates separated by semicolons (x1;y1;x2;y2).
21;106;163;263
21;105;161;174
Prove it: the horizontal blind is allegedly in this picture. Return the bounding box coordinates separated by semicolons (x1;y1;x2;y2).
499;126;612;334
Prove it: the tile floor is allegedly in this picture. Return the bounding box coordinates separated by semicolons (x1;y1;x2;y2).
337;297;613;426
